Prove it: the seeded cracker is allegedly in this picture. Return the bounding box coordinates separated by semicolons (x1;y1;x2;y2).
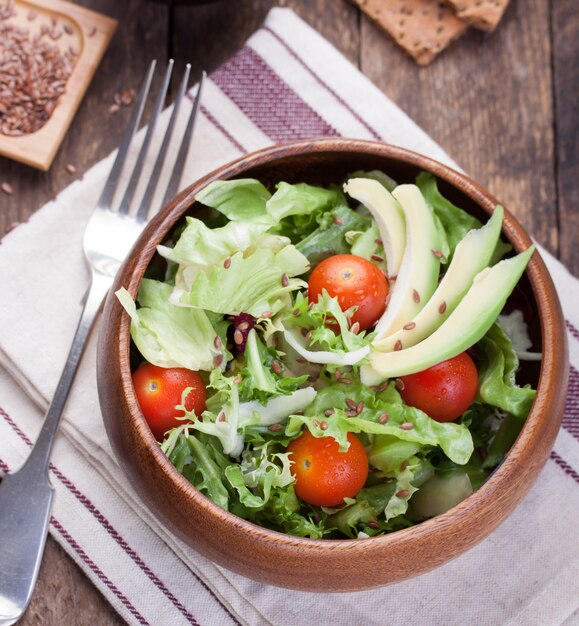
444;0;511;32
350;0;468;65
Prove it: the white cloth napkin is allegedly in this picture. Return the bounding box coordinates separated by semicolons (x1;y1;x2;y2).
1;8;578;626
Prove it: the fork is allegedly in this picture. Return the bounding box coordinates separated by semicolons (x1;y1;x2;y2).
0;59;205;626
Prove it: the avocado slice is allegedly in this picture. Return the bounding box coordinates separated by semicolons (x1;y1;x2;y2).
361;246;535;383
373;184;442;338
374;206;504;351
343;177;406;277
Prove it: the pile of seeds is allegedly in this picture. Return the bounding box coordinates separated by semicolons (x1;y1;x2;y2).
0;1;75;136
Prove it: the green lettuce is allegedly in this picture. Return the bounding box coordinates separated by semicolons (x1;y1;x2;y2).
295;203;371;266
286;380;474;465
158;217;268;268
477;323;537;419
237;329;308;402
195;178;272;224
176;243;309;317
116;280;224;371
283;290;372;355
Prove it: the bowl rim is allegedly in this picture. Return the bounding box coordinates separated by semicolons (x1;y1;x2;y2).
106;137;567;552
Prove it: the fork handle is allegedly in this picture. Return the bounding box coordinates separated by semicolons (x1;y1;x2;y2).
21;272;112;478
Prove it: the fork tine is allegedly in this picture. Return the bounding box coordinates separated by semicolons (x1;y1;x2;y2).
97;60;156;210
161;70;206;208
117;59;174;216
134;63;192;223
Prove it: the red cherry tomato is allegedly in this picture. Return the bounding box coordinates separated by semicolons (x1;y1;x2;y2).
287;430;369;507
308;254;388;331
132;363;207;441
399;352;478;423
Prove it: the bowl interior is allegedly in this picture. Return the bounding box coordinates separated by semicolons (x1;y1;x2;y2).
99;138;567;591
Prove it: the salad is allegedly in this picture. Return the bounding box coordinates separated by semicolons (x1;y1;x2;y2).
117;169;540;539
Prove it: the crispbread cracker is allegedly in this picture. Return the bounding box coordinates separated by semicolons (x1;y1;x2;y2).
445;0;510;31
351;0;468;65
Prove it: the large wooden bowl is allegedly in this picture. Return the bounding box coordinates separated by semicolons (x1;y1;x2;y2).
97;138;567;592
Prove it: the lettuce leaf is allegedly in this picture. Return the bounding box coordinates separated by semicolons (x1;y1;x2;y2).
158;217;269;268
175;244;309;317
195;178;272;223
286;380;474;465
295;203;371;266
116;281;224;371
282;290;372;354
477;323;537;419
267;182;344;223
237;329;308;402
416;172;481;264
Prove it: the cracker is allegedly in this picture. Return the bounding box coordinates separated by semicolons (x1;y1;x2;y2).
351;0;468;65
444;0;510;31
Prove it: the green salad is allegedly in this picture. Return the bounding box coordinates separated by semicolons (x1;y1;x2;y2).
117;170;540;539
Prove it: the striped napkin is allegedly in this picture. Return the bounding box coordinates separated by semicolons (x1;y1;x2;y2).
1;8;578;626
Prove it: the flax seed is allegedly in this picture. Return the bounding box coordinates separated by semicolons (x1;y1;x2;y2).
403;321;416;330
223;256;231;269
233;329;243;345
350;321;360;334
213;354;224;367
281;273;289;287
233;375;243;384
346;398;357;410
1;182;13;195
271;360;282;374
378;412;389;424
356;401;364;414
394;340;403;351
396;489;410;498
213;335;222;350
395;378;405;391
412;289;421;303
367;520;380;530
400;422;414;430
340;377;352;384
324;408;335;416
65;163;76;174
268;423;283;432
400;460;409;471
237;321;249;331
371;254;384;263
432;248;444;259
320;420;328;430
333;216;344;225
439;301;447;314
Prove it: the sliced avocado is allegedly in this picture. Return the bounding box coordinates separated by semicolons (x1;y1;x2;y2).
361;246;535;383
373;184;442;338
343;178;406;277
374;206;504;351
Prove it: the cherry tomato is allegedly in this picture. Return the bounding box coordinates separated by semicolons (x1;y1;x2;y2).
399;352;478;423
308;254;388;331
287;430;369;507
132;363;207;441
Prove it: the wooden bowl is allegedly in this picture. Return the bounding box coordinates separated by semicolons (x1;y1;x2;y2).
97;138;568;592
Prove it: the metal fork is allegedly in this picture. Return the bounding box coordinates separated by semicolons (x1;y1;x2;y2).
0;59;205;626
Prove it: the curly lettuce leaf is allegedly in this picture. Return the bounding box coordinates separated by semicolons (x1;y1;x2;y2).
237;329;308;402
116;281;224;371
477;322;537;419
286;380;473;465
283;290;372;354
175;244;309;317
195;178;272;224
158;217;269;269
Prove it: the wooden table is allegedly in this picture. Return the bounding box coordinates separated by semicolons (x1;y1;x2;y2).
0;0;576;623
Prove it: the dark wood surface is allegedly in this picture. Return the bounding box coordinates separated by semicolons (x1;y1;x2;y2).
0;0;576;622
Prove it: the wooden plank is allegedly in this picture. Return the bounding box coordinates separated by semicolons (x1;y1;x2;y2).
170;0;360;87
552;0;579;276
359;0;559;263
